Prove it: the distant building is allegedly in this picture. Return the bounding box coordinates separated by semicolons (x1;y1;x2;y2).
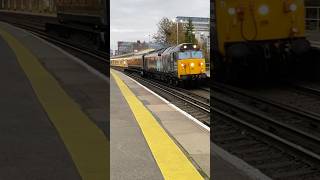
110;49;113;56
117;41;134;55
117;40;149;55
302;1;320;31
148;42;164;50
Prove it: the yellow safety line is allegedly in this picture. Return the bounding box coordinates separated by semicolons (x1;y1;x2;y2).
111;70;203;180
0;29;109;180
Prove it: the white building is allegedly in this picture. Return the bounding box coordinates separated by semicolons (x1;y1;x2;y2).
176;16;209;43
110;49;113;56
175;16;210;54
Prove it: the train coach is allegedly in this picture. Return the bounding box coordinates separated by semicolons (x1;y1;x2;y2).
110;57;128;69
110;49;153;71
212;0;317;82
111;43;207;86
0;0;106;50
48;0;107;49
0;0;56;14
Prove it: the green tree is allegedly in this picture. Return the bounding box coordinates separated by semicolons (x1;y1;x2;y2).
184;18;197;44
153;17;185;46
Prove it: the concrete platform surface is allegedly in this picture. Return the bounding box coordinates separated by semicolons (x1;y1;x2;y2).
211;143;272;180
111;70;273;180
0;22;109;136
0;26;80;180
110;74;163;180
0;22;108;179
307;31;320;41
111;70;209;179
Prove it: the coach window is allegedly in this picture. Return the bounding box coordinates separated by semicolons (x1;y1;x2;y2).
178;51;191;59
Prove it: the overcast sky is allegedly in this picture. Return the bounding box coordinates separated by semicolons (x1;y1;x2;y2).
110;0;210;50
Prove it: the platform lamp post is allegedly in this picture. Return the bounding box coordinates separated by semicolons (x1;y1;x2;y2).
173;18;184;45
200;32;205;48
145;34;151;43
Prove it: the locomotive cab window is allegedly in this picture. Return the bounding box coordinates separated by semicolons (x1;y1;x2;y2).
191;51;203;59
178;51;203;59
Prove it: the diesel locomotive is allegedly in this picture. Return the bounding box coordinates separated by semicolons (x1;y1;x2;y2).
111;43;207;86
212;0;315;82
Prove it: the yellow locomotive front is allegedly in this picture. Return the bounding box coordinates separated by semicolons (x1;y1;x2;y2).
213;0;312;82
216;0;306;54
176;45;207;80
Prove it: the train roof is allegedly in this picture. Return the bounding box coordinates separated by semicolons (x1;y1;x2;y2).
111;43;200;60
111;48;155;59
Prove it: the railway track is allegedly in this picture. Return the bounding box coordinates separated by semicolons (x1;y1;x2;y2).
125;72;210;126
287;82;320;97
0;13;108;75
310;40;320;49
212;82;320;180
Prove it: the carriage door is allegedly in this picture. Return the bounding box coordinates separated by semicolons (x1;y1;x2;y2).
143;55;147;71
170;53;175;72
173;52;177;72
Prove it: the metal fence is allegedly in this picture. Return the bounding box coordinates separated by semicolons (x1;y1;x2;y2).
306;6;320;31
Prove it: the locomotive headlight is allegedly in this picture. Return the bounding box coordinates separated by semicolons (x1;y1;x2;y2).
184;45;187;49
200;62;204;66
292;27;299;33
190;63;195;67
289;3;297;12
259;5;269;15
228;8;236;16
193;45;197;48
181;63;185;67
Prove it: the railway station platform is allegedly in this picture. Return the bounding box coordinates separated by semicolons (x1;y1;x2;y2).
206;70;210;78
111;69;273;180
211;143;272;180
0;22;108;179
110;70;209;179
307;31;320;41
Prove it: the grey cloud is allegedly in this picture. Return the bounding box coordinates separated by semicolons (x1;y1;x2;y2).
110;0;209;50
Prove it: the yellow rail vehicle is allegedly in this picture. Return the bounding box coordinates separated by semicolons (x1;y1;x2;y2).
213;0;312;82
143;43;207;85
110;44;207;86
178;58;206;79
110;58;128;69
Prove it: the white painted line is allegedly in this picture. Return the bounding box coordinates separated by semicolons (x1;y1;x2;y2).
122;72;210;132
1;22;109;83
